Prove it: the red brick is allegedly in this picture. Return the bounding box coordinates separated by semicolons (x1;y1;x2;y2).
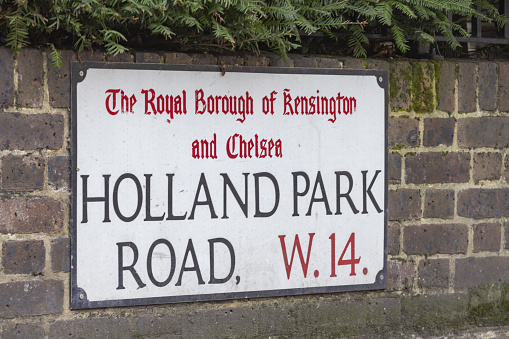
411;62;434;113
458;62;476;113
388;223;400;255
405;152;470;184
423;189;455;219
418;259;449;288
51;238;70;273
47;155;70;190
387;259;414;291
473;222;501;253
478;62;497;111
2;323;45;339
455;257;509;288
1;154;44;191
473;152;502;182
0;196;63;234
403;224;468;255
458;117;509;148
48;49;75;108
17;49;43;107
423;118;455;147
2;240;45;274
457;188;509;219
0;47;14;107
0;280;63;318
0;113;64;151
388;189;421;221
135;52;161;63
388;118;419;148
438;62;455;113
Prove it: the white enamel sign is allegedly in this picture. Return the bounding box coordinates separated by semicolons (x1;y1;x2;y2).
71;63;388;309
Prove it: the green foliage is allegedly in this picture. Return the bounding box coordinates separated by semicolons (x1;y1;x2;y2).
0;0;507;66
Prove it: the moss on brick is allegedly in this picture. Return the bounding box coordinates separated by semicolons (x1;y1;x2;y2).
434;61;442;108
411;61;435;113
468;283;509;326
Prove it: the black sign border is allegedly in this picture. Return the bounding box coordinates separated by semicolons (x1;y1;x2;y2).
71;62;389;309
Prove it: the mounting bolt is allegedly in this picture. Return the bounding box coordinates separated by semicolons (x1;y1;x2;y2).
79;71;84;77
378;76;383;82
79;293;84;300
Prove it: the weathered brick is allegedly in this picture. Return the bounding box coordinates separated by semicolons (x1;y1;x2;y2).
48;50;75;108
499;62;509;112
506;155;509;183
366;297;401;327
423;118;455;147
438;62;455;113
78;49;104;61
458;62;477;113
473;152;502;182
183;307;258;338
291;55;317;68
388;189;421;221
423;189;455;219
244;54;269;67
412;62;434;113
458;117;509;148
455;257;509;288
388;153;401;184
17;49;43;107
368;59;388;70
343;58;364;69
418;259;449;288
2;240;45;274
316;57;341;68
403;224;468;255
0;48;14;107
269;55;293;67
473;222;501;253
388;117;419;148
478;62;497;111
0;113;64;151
218;55;244;66
47;155;70;190
387;259;414;291
189;54;217;65
163;52;191;65
135;52;161;63
457;188;509;219
106;52;134;63
0;280;63;318
50;238;70;273
136;314;181;337
49;317;132;339
388;223;400;255
1;154;44;191
2;322;45;339
0;196;63;234
390;61;412;112
405;152;470;184
401;294;468;335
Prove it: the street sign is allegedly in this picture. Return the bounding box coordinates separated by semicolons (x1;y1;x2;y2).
71;63;388;309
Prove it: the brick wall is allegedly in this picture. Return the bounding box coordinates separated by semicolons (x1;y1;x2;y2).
1;48;509;337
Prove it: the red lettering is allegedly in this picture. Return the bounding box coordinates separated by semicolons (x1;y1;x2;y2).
278;233;315;279
141;89;156;115
105;89;120;115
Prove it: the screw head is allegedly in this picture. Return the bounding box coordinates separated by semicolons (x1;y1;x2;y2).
79;293;84;300
378;76;383;82
79;71;84;77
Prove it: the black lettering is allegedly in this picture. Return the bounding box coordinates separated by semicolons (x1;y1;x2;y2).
81;174;111;223
208;238;235;284
362;170;383;214
117;242;146;290
176;239;205;286
254;172;280;217
147;239;176;287
144;174;165;221
113;173;143;222
189;173;218;220
292;172;310;217
221;173;249;219
335;171;359;215
306;171;332;216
